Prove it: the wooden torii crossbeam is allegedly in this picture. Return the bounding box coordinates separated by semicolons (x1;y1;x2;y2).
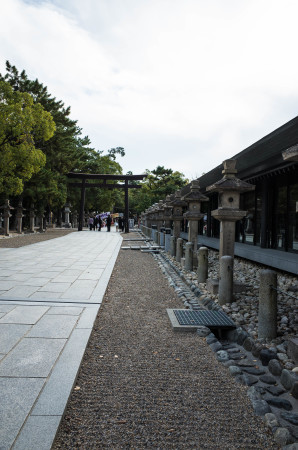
68;172;147;232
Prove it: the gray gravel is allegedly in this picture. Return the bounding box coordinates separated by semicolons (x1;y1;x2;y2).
53;236;278;449
0;229;76;248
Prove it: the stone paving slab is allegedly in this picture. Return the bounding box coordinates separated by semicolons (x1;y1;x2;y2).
46;306;83;315
0;337;67;377
0;324;31;353
27;314;78;338
13;416;62;450
0;230;122;449
0;305;49;324
2;285;38;298
0;378;45;449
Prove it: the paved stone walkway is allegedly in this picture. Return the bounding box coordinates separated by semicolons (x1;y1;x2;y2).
0;229;122;450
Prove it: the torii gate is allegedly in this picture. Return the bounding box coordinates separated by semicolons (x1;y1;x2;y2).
67;172;147;232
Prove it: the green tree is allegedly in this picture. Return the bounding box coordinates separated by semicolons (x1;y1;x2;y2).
0;62;90;210
129;165;188;215
1;62;127;216
0;80;55;196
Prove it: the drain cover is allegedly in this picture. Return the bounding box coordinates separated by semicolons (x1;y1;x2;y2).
167;309;235;331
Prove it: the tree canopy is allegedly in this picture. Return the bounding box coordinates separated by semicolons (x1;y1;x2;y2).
128;165;188;215
0;80;55;196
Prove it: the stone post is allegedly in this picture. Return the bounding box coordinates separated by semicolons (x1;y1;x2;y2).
164;228;171;253
157;231;161;246
258;270;277;339
170;236;176;257
182;180;208;267
185;242;193;271
0;199;13;236
176;238;183;263
151;224;157;242
218;256;234;305
160;229;165;246
16;201;25;234
29;204;35;233
197;247;208;283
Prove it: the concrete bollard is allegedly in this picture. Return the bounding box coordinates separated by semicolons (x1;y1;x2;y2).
176;238;183;263
185;242;193;271
170;236;176;257
218;255;233;305
258;270;277;339
197;247;208;283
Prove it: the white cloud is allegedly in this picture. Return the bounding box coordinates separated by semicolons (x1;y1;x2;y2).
1;0;298;179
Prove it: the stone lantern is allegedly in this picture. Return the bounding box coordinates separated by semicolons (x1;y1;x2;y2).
170;191;187;239
29;204;36;233
64;202;72;228
206;159;255;258
163;195;173;228
38;209;45;232
156;200;165;231
72;210;78;229
16;201;26;234
182;180;209;266
0;199;14;236
146;207;153;229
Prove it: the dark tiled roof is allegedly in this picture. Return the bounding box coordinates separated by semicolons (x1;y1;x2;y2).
197;115;298;191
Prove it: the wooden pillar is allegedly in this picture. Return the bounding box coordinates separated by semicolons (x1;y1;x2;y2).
260;179;268;248
79;178;86;231
125;179;129;233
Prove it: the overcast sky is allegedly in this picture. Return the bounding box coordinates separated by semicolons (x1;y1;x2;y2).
1;0;298;180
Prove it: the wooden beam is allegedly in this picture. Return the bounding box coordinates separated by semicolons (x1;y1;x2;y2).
68;182;142;189
68;172;146;181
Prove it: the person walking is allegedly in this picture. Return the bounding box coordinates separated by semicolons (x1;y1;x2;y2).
106;214;112;232
94;216;98;231
118;216;125;232
97;216;102;231
88;216;94;231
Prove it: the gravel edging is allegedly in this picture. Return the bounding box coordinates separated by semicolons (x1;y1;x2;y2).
0;229;76;248
53;236;278;449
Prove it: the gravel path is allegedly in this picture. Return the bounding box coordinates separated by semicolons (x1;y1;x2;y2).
0;229;76;248
53;236;278;449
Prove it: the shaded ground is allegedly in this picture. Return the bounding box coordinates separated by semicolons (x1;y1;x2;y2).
53;239;278;449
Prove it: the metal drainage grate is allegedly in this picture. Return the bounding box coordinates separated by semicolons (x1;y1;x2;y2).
173;309;235;328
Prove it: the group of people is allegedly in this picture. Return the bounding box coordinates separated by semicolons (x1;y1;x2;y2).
88;214;112;231
87;214;125;232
